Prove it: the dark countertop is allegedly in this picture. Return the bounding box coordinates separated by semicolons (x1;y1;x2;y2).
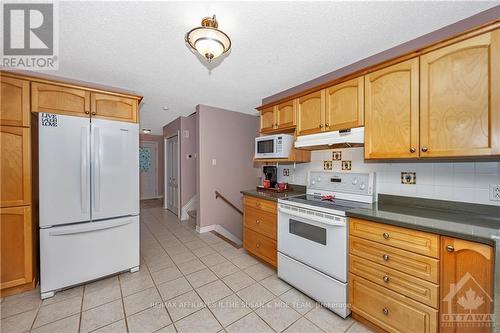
346;194;500;246
241;185;306;202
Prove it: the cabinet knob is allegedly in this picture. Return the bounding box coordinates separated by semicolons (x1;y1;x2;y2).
256;219;261;224
410;147;416;153
383;275;390;283
383;254;390;261
421;146;428;152
325;123;330;128
256;242;261;248
256;202;261;207
84;110;90;114
446;245;455;252
319;124;323;128
383;232;390;239
382;307;389;315
91;111;97;116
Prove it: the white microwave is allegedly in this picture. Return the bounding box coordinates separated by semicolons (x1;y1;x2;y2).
255;134;294;159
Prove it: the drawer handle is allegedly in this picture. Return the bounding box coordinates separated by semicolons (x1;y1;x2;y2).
383;275;390;283
382;232;390;239
382;307;389;316
256;242;261;248
383;254;390;261
446;245;455;252
256;219;261;224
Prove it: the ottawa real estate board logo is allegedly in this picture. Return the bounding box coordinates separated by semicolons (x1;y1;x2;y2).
2;2;59;70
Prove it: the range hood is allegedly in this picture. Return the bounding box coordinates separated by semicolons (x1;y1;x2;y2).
295;127;364;150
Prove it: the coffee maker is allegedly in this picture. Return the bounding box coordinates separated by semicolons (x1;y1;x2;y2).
263;166;278;188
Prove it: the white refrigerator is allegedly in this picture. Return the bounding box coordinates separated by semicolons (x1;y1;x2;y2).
38;113;140;299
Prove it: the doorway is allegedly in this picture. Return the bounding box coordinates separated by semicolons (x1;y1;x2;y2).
165;135;180;216
139;141;159;200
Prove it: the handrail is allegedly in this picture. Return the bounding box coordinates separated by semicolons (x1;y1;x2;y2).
215;191;243;215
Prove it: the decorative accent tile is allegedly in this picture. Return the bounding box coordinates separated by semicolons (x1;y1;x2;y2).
341;160;352;171
323;161;333;170
332;151;342;160
401;172;417;184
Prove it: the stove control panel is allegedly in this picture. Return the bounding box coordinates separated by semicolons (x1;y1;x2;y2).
309;172;374;196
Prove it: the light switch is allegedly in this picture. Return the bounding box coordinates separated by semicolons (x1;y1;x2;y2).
212;159;217;166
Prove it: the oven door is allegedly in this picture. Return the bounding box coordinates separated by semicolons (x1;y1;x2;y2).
277;204;348;282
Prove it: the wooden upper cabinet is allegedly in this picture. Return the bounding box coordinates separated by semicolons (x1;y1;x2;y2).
364;58;420;159
1;76;30;127
275;100;295;130
440;237;494;333
420;30;500;157
91;93;138;123
297;90;325;136
260;106;276;133
0;206;33;290
325;77;364;131
0;126;31;208
32;82;90;117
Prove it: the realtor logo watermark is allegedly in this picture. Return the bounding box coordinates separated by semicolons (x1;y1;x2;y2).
2;1;58;69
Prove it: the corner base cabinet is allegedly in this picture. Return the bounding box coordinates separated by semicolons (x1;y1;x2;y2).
242;196;277;267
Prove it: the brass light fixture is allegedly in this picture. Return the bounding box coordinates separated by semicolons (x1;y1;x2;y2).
185;15;231;62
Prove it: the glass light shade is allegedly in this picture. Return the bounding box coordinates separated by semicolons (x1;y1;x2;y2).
186;27;231;62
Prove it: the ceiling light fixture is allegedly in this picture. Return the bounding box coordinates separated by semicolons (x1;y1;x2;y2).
185;15;231;62
141;129;152;134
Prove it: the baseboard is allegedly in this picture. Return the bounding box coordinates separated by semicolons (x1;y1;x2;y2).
140;195;163;200
181;195;197;221
196;224;242;245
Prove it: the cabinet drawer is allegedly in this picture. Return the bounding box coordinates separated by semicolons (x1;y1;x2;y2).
243;227;276;267
350;236;439;283
350;218;439;258
350;274;438;333
350;255;438;308
244;207;276;240
243;196;277;215
91;93;138;123
32;82;90;117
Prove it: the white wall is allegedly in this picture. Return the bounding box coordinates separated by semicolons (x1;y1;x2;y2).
277;148;500;206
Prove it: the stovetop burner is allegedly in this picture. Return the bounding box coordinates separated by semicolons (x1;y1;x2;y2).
282;194;372;212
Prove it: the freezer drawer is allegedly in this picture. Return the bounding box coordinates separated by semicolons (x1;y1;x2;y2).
278;252;350;318
40;216;139;294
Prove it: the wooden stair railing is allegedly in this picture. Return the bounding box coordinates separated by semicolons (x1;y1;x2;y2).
215;191;243;215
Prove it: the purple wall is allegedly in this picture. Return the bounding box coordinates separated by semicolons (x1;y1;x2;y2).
196;105;260;240
139;134;164;197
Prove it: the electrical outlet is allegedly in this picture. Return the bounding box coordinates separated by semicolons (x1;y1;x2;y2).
401;172;416;185
490;185;500;201
283;168;290;176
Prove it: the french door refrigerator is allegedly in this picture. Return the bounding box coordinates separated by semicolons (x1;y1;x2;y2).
38;113;140;299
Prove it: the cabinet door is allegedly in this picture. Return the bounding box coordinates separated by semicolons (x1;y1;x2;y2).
91;93;138;123
32;82;91;117
420;31;500;157
0;126;31;208
440;237;494;333
260;106;276;133
0;76;30;127
0;206;33;290
276;100;295;130
325;77;364;131
297;90;325;136
364;58;419;159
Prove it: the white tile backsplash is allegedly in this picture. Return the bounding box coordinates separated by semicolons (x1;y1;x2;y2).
277;147;500;206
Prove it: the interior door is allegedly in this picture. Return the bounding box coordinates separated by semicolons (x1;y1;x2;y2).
39;113;91;227
166;135;179;215
139;141;158;200
91;118;139;221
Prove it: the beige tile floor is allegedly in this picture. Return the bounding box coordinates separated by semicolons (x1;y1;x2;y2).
0;205;373;333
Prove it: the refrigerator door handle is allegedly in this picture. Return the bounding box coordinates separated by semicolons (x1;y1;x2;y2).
48;219;135;236
93;127;101;212
81;127;89;213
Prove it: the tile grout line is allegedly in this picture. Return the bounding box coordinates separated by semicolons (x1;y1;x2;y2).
117;274;130;333
78;285;85;333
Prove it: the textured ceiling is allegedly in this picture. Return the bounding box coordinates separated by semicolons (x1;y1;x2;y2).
53;1;498;134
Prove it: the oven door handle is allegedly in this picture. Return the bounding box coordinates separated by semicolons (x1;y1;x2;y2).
278;205;346;227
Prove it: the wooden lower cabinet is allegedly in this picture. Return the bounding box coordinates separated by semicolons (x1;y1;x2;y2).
242;195;277;268
0;206;35;295
440;237;494;333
